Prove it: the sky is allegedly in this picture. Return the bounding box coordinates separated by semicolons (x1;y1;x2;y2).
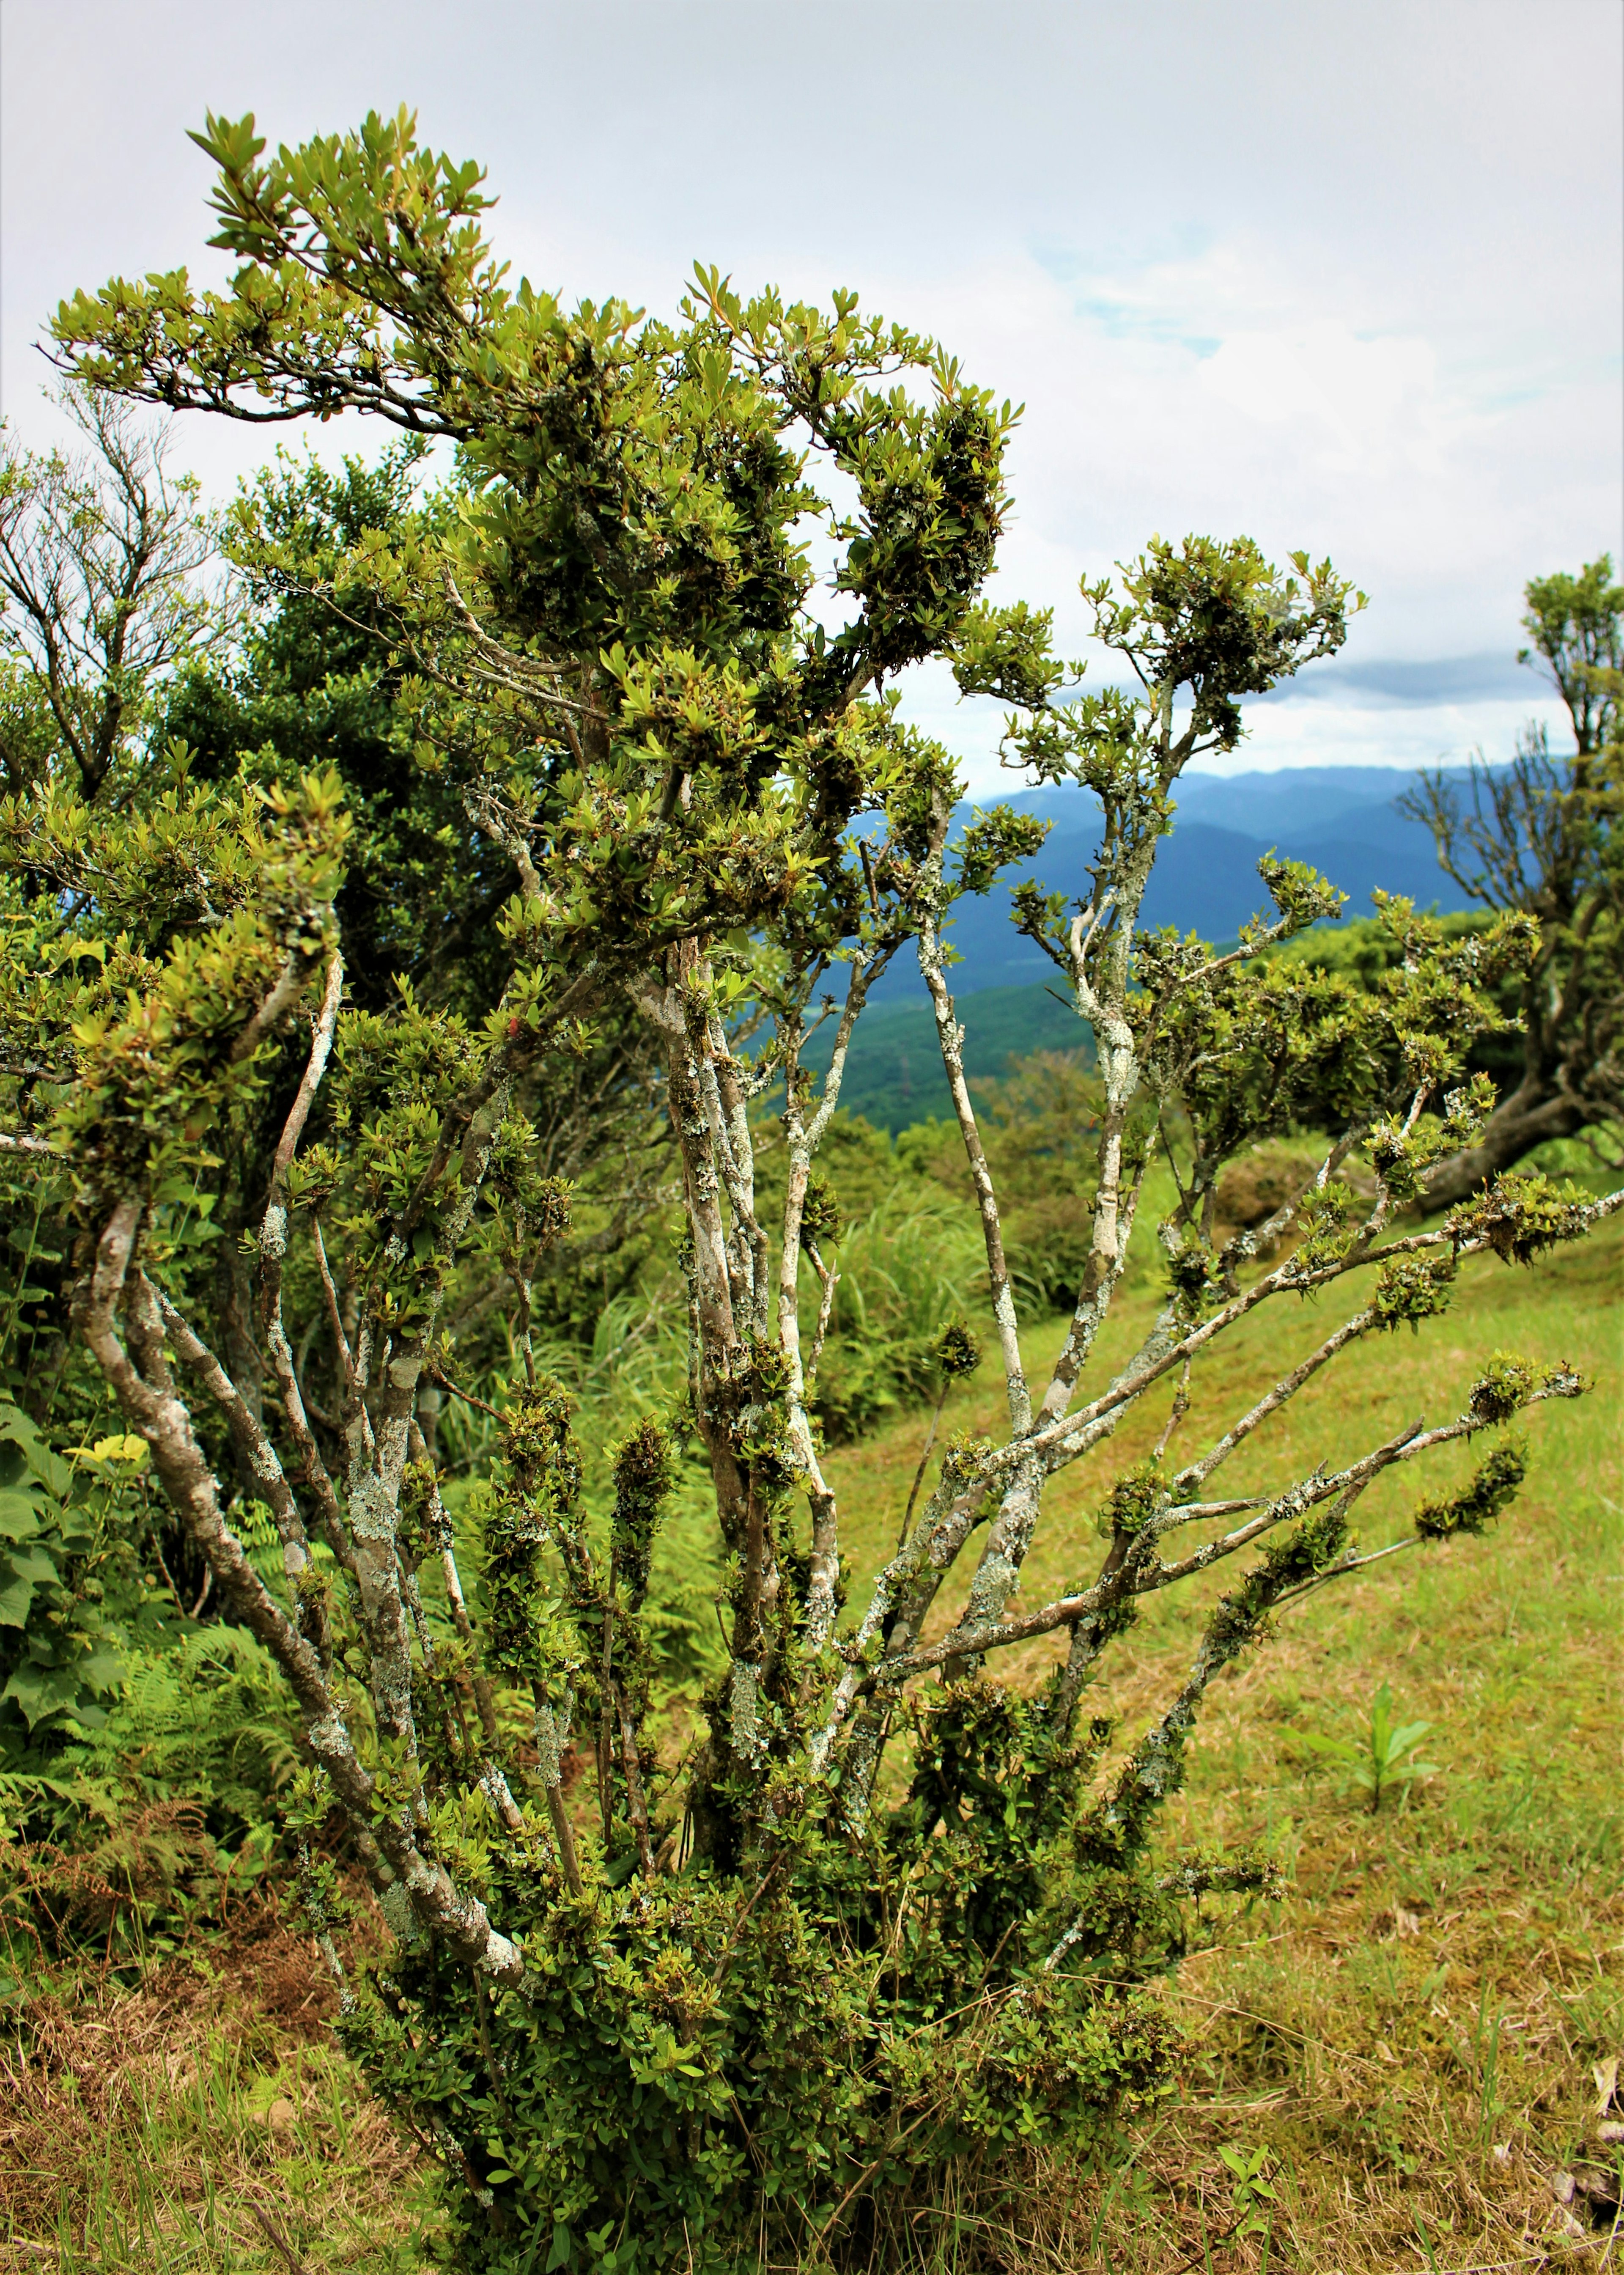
3;0;1619;789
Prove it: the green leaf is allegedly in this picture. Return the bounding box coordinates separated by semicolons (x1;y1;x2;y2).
75;1641;125;1693
0;1404;74;1501
0;1488;45;1544
0;1544;59;1627
1297;1732;1359;1765
1;1657;84;1726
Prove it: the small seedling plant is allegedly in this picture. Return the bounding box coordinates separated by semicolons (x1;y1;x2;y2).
1300;1681;1439;1813
1218;2142;1279;2239
5;101;1618;2275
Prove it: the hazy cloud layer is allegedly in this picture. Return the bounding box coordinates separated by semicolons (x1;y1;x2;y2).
3;0;1616;788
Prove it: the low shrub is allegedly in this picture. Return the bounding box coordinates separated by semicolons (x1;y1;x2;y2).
332;1679;1193;2275
0;1624;301;1955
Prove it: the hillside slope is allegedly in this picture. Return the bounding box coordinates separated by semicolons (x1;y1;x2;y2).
817;1190;1622;2274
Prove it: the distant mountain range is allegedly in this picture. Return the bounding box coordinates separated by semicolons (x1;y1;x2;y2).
865;763;1481;1004
796;764;1494;1129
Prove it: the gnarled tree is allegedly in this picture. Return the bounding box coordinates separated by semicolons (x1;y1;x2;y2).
8;107;1616;2273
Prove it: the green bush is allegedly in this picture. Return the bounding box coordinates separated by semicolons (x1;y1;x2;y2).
0;1402;145;1746
332;1678;1186;2275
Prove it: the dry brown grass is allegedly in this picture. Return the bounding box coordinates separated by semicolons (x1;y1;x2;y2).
0;1900;434;2272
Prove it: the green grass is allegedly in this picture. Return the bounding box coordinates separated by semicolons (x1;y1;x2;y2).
821;1190;1624;2272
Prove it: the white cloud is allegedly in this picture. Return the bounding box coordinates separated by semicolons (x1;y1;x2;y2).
891;662;1569;799
1195;324;1453;477
880;232;1613;664
1191;692;1569;780
2;0;1617;776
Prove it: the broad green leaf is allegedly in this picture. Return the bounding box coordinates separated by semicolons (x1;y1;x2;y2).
0;1543;59;1627
0;1488;44;1544
1;1657;87;1726
0;1403;74;1501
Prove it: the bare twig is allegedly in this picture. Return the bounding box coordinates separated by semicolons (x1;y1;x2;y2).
245;2198;310;2275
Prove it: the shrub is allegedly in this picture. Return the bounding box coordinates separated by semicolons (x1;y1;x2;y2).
0;1625;300;1953
337;1679;1186;2273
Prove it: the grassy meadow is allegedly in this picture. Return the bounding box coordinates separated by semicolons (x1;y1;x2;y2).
2;1178;1619;2275
827;1187;1624;2274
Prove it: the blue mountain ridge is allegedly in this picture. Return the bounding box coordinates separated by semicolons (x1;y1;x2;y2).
864;764;1481;1004
788;764;1499;1130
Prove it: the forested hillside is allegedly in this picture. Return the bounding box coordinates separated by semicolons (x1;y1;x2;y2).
815;765;1492;1126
